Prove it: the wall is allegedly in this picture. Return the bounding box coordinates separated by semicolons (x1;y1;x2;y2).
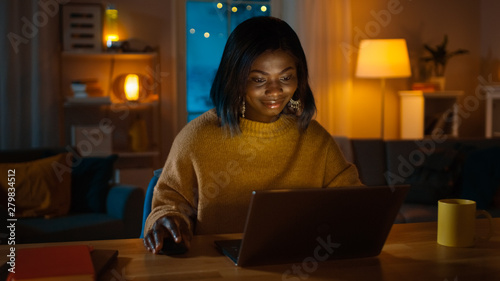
480;0;500;82
350;0;483;139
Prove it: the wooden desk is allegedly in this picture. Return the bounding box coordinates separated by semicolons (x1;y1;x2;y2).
2;219;499;281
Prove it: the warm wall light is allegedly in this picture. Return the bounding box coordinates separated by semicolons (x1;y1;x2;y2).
105;4;119;48
355;39;411;139
113;73;151;103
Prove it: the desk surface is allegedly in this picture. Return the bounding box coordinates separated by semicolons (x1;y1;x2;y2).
2;219;499;281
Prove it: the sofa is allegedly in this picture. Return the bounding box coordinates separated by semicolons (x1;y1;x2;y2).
0;148;144;244
334;136;500;223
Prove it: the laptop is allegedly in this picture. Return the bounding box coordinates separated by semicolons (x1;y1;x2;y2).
214;185;409;267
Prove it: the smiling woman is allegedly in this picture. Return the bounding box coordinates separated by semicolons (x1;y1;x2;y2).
209;16;316;135
143;16;362;255
244;50;298;123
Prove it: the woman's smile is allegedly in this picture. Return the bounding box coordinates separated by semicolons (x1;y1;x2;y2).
261;98;285;109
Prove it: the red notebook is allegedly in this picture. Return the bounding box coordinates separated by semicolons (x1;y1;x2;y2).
7;245;95;281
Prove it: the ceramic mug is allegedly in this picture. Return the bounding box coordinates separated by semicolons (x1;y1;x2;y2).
437;199;493;247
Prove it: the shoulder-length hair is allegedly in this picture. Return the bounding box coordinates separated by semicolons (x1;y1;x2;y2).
210;16;316;135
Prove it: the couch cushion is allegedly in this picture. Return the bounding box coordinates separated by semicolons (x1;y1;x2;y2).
384;140;477;204
350;139;387;186
0;147;70;163
71;155;118;213
16;213;125;243
403;147;464;205
333;136;353;163
0;153;71;218
461;147;500;209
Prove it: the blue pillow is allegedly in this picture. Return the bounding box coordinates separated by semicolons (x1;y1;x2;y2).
71;155;118;213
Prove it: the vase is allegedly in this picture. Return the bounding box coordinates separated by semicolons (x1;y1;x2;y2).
428;76;446;91
128;116;149;152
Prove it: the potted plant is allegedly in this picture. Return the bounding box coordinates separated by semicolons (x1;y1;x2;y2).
421;35;468;90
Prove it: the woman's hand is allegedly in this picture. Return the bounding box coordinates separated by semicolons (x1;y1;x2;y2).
143;215;192;254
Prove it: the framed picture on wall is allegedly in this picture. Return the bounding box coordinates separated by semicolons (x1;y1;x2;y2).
61;4;102;52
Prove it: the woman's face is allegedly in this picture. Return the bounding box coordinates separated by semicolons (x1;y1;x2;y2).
244;49;298;123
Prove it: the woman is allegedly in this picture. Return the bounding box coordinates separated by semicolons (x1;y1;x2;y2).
143;16;362;254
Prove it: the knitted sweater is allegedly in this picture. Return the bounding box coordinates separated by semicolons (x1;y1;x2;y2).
144;109;362;235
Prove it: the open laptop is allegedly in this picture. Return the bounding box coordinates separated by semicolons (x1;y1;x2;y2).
214;185;409;267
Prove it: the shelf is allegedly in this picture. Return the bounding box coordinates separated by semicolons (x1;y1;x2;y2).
60;48;162;175
64;99;158;108
486;86;500;138
399;90;464;98
64;97;111;106
61;51;157;60
399;90;462;139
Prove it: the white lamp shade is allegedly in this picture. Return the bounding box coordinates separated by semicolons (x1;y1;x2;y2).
355;39;411;78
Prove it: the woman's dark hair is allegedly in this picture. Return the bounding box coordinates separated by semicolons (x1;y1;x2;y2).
210;16;316;135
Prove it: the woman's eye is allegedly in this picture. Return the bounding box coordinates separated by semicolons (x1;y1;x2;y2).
280;75;292;82
252;77;266;83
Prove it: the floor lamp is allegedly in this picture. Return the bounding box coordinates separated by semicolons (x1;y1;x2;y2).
355;39;411;139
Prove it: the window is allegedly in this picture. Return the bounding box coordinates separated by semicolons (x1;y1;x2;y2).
186;0;271;121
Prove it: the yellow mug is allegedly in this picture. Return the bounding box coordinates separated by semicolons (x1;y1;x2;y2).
437;199;493;247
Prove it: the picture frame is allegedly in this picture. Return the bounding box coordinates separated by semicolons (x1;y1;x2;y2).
61;3;103;52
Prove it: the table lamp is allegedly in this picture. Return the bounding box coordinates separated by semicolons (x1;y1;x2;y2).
105;4;119;48
112;73;151;103
355;39;411;139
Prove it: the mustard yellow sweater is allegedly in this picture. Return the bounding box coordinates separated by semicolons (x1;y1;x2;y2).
144;109;362;236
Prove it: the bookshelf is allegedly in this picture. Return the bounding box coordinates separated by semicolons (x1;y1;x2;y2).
399;90;463;139
59;52;161;187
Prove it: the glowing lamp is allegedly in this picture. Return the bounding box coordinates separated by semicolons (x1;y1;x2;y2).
113;74;152;103
355;39;411;139
124;74;139;101
105;5;119;48
356;39;411;78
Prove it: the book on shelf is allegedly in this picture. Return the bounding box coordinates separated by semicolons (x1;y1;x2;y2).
65;96;111;105
5;245;117;281
412;82;440;92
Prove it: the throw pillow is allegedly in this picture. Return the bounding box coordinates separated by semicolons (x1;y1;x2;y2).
403;145;469;205
0;153;71;218
71;154;118;213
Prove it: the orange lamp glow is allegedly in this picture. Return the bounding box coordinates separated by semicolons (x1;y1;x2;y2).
124;74;139;101
355;39;411;139
112;73;152;103
105;6;119;48
355;39;411;78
